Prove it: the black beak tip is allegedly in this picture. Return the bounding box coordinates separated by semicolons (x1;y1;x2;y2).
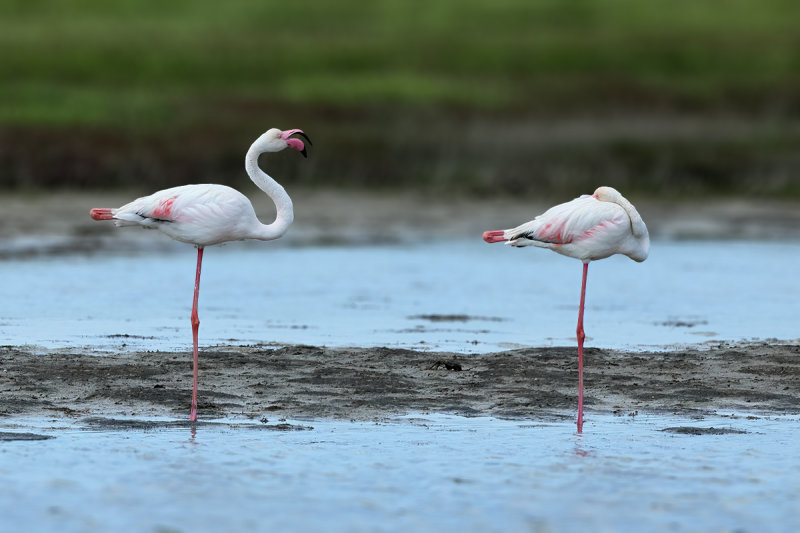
301;147;308;158
297;131;313;146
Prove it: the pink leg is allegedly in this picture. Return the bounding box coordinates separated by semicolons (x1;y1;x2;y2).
190;247;204;422
576;262;588;433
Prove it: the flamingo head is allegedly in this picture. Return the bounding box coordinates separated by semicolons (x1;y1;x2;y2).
257;128;313;157
592;186;621;202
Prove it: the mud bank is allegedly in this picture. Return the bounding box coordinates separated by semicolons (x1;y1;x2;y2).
3;191;800;260
1;342;797;421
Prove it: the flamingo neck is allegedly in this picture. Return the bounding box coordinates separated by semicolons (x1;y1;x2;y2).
614;195;648;239
614;195;650;261
245;145;294;241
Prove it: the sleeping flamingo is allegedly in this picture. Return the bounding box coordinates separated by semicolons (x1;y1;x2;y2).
483;186;649;433
90;128;311;422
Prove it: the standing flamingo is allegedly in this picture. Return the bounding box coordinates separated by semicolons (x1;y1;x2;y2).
89;128;311;422
482;186;649;433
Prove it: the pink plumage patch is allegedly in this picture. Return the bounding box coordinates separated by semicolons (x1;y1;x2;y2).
533;220;569;244
483;230;507;243
152;196;178;220
575;221;606;241
89;208;113;220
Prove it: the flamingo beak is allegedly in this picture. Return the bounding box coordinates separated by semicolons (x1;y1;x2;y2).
280;129;312;158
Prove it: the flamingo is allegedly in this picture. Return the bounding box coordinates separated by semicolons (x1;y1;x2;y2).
482;186;649;433
89;128;311;422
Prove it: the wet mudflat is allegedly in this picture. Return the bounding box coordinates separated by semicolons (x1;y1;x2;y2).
1;342;799;421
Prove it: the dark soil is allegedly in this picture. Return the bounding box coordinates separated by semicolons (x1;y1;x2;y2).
1;342;798;421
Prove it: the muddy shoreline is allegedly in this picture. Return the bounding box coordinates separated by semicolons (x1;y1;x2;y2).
1;342;797;421
3;191;800;261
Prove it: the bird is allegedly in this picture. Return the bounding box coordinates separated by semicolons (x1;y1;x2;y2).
89;127;311;422
482;186;649;433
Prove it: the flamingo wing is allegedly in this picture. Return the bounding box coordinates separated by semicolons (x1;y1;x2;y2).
112;186;187;226
115;186;236;224
112;185;258;246
506;195;626;245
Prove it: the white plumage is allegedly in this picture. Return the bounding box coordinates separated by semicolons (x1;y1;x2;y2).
94;128;308;248
483;186;649;433
90;127;311;422
110;184;267;247
496;186;649;263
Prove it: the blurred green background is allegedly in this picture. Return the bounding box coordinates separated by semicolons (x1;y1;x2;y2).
1;0;799;198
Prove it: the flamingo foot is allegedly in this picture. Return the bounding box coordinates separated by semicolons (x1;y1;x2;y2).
90;208;114;220
483;230;507;243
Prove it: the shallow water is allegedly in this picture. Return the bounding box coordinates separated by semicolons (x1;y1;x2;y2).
1;239;798;352
1;412;798;532
3;239;799;531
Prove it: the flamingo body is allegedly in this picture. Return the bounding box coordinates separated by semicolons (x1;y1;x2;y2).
483;187;649;262
90;127;310;421
483;186;649;433
96;184;273;247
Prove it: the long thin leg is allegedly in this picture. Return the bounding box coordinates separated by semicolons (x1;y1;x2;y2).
190;247;204;422
576;262;588;433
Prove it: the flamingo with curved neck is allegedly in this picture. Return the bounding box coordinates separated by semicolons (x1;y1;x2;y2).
89;127;311;421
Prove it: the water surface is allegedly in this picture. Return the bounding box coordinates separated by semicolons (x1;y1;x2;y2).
3;239;799;531
1;413;797;532
2;239;798;352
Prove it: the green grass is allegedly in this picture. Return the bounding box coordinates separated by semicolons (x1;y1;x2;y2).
2;0;799;127
2;0;800;197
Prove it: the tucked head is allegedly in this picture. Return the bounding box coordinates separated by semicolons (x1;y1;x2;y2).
255;128;313;157
592;186;622;202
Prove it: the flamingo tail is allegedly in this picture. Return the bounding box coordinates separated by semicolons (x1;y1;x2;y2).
483;230;507;243
90;208;114;221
